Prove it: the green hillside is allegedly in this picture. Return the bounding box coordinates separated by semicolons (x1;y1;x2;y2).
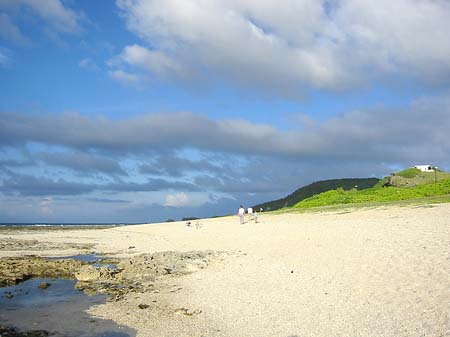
377;168;450;188
295;177;450;209
253;178;380;211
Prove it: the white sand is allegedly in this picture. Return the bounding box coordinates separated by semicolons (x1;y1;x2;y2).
2;203;450;336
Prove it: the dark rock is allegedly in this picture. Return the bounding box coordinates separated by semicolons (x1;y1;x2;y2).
38;282;51;289
138;304;149;309
0;325;49;337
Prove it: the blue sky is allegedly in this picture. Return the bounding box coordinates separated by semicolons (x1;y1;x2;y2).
1;0;450;223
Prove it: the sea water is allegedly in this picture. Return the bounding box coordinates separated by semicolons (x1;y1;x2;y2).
0;278;135;337
0;223;129;228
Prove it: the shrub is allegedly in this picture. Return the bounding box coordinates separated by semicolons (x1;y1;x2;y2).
396;167;421;178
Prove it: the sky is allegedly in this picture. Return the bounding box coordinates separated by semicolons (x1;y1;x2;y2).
1;0;450;223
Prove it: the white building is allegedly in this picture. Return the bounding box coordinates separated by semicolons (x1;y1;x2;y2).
414;165;434;172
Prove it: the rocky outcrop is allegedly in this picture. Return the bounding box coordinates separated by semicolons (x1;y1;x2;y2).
74;265;118;282
0;256;84;287
74;250;219;301
116;250;216;280
1;251;221;302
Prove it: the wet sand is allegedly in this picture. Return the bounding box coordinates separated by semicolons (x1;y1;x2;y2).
1;203;450;336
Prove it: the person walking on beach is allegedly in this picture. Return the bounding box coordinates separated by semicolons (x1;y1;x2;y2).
247;207;253;222
238;205;245;224
253;208;259;223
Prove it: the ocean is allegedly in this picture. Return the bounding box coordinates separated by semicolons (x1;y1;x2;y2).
0;222;132;227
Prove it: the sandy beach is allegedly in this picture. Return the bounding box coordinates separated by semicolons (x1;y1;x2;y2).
1;203;450;337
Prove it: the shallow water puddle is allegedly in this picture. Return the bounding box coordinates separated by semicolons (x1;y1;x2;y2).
0;278;135;337
48;254;118;270
47;253;103;263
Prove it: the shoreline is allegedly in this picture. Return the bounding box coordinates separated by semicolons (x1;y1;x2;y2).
1;203;450;336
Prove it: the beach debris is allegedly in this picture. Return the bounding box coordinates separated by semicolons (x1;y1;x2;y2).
138;304;150;309
174;308;202;316
38;282;51;289
128;246;135;249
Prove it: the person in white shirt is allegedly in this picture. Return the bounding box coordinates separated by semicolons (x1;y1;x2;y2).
247;207;253;221
238;205;245;224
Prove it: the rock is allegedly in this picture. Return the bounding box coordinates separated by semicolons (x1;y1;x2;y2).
74;265;101;282
38;282;51;289
0;325;49;337
174;308;202;316
0;256;84;287
138;304;149;309
0;251;220;303
6;292;14;299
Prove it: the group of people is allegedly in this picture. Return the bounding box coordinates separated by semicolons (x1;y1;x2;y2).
238;205;261;224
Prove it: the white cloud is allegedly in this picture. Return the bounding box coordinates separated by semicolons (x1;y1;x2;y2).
39;197;54;216
164;192;189;207
0;47;12;68
2;93;450;164
118;44;185;77
79;58;99;71
115;0;450;94
22;0;82;34
0;13;30;46
107;44;188;84
0;0;83;41
108;69;140;84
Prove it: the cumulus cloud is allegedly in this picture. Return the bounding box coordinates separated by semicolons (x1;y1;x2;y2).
139;154;226;177
104;179;199;193
113;0;450;94
0;173;199;197
2;93;450;202
0;174;95;196
164;192;189;207
111;44;186;78
108;69;140;84
2;93;450;163
37;151;127;176
0;0;84;42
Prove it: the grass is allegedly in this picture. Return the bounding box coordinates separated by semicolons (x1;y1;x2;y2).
253;178;379;211
268;194;450;215
294;178;450;210
396;167;421;178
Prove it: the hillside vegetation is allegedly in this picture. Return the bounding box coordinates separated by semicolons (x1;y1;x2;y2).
253;178;380;211
295;177;450;209
378;169;450;188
